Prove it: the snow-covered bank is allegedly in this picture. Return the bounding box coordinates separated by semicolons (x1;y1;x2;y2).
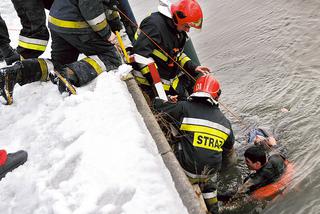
0;71;187;214
0;0;187;212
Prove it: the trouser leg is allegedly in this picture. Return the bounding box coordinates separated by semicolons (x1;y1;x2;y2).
11;0;49;58
50;30;121;87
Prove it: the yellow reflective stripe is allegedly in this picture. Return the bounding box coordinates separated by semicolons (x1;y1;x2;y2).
38;59;48;81
83;58;103;75
134;31;139;40
162;83;170;91
19;35;48;46
179;55;191;68
91;19;107;32
48;15;89;28
171;77;179;89
141;66;150;75
180;124;228;140
204;196;218;205
135;76;150;85
152;49;168;61
188;177;208;185
18;41;46;51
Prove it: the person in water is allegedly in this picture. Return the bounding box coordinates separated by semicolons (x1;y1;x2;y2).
219;128;289;205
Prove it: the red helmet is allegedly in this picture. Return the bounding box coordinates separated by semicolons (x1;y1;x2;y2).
171;0;203;29
191;75;221;102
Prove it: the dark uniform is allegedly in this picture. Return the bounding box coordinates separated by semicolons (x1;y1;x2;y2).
11;0;54;59
0;0;122;104
0;14;20;65
48;0;122;87
133;12;199;100
153;98;235;213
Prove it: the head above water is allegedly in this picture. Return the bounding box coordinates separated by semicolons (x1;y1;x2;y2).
189;75;221;105
244;146;267;171
171;0;203;32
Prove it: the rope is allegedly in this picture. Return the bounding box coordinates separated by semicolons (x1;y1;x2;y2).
116;7;251;131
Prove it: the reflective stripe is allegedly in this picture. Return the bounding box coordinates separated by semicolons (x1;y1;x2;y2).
83;57;103;75
202;191;217;199
88;55;106;72
179;54;191;68
48;15;88;29
182;118;231;135
18;41;46;51
38;59;48;81
171;77;179;89
141;66;150;75
19;36;48;46
181;124;228;141
203;191;218;205
87;13;108;32
135;76;150;85
152;49;168;61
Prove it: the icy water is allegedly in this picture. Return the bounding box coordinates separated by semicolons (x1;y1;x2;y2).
131;0;320;213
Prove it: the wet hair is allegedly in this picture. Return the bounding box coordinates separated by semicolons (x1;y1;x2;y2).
244;145;267;165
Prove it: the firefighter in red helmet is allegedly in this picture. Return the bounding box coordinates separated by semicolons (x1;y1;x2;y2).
133;0;210;101
153;75;236;213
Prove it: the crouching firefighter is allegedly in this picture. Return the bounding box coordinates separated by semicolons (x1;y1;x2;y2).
153;75;236;213
0;0;122;105
132;0;211;101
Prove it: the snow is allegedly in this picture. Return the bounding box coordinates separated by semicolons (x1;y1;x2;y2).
0;1;188;213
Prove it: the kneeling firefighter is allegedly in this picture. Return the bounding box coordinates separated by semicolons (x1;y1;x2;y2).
0;0;122;104
153;75;236;213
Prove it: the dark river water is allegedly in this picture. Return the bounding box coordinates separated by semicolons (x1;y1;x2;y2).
130;0;320;213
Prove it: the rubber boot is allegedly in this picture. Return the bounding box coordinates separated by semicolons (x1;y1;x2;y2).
0;150;28;181
49;66;77;95
0;61;23;105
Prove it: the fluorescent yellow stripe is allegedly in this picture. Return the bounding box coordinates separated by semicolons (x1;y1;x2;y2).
91;20;108;32
135;76;150;86
134;31;139;40
83;58;103;75
152;49;168;61
188;177;208;185
18;41;46;51
49;15;88;28
162;83;170;91
180;124;228;140
179;56;191;68
38;59;48;81
204;197;218;205
141;66;150;75
171;77;179;90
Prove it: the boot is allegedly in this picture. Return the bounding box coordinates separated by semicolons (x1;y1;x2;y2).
0;150;28;181
49;66;77;95
0;62;23;105
0;46;20;65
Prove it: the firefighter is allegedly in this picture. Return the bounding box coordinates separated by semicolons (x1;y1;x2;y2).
0;0;122;105
10;0;54;59
0;149;28;181
153;75;236;213
133;0;210;101
0;14;20;65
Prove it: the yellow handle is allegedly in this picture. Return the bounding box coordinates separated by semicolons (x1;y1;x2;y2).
115;31;130;63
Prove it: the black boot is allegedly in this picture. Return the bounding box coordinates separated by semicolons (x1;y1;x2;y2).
0;62;23;105
0;150;28;181
49;66;77;95
0;46;20;65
